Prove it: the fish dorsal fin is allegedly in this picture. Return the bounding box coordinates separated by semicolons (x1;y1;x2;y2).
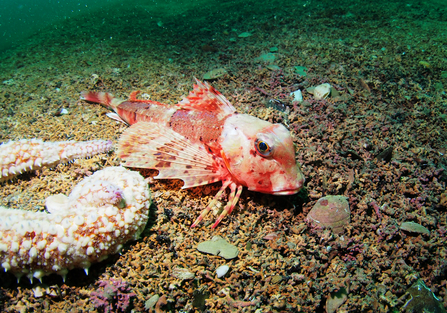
118;122;223;188
177;79;236;119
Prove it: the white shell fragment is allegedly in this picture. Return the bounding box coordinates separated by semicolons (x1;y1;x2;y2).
290;90;303;103
216;265;230;278
307;83;331;100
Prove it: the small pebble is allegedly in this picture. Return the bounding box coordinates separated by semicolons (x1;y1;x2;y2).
145;294;160;310
216;265;229;278
171;266;195;280
238;32;252;38
197;236;239;259
400;221;430;235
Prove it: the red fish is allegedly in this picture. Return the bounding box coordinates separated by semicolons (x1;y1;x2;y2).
81;80;305;228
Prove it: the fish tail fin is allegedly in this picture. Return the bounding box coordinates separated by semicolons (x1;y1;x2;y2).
80;91;124;109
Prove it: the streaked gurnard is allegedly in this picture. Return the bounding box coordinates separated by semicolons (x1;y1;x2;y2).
81;80;305;228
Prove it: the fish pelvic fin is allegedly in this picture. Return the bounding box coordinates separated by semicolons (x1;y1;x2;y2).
80;91;125;110
191;180;243;228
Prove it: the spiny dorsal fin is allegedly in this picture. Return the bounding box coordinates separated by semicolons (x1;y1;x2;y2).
118;122;223;188
177;79;236;120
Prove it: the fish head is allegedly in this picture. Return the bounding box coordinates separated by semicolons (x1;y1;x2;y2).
220;114;305;195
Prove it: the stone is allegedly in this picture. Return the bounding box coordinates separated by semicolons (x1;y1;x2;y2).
254;53;276;64
326;287;349;313
171;266;195;280
145;294;160;310
216;265;229;278
400;221;430;235
238;32;252;38
197;236;239;259
402;279;446;313
203;68;228;80
294;66;308;76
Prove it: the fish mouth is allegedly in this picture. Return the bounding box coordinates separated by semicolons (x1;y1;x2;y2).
270;177;305;195
270;188;302;196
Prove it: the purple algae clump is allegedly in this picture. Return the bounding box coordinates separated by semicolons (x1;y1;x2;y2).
91;278;136;313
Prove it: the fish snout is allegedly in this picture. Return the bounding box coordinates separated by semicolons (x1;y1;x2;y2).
269;168;305;195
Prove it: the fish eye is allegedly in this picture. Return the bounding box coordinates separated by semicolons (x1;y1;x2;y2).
255;139;273;157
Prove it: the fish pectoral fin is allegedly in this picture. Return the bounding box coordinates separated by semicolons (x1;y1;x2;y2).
118;122;222;188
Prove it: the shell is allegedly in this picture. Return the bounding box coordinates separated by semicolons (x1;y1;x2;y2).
307;83;331;100
306;195;350;233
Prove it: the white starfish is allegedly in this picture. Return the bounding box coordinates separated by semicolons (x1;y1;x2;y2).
0;139;113;181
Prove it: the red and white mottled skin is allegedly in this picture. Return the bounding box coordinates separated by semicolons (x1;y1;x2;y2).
0;167;150;282
81;80;305;228
0;139;113;182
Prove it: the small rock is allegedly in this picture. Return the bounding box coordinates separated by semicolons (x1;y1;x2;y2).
400;221;430;235
330;87;340;99
145;294;160;310
203;68;228;80
254;52;276;64
294;66;308;76
238;32;252;38
197;235;239;259
271;275;283;284
266;64;281;71
376;147;393;162
2;79;14;85
216;265;230;278
326;287;349;313
439;192;447;207
419;60;430;68
263;232;279;240
171;266;195;280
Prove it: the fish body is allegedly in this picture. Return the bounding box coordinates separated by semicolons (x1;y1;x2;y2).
81;80;305;228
